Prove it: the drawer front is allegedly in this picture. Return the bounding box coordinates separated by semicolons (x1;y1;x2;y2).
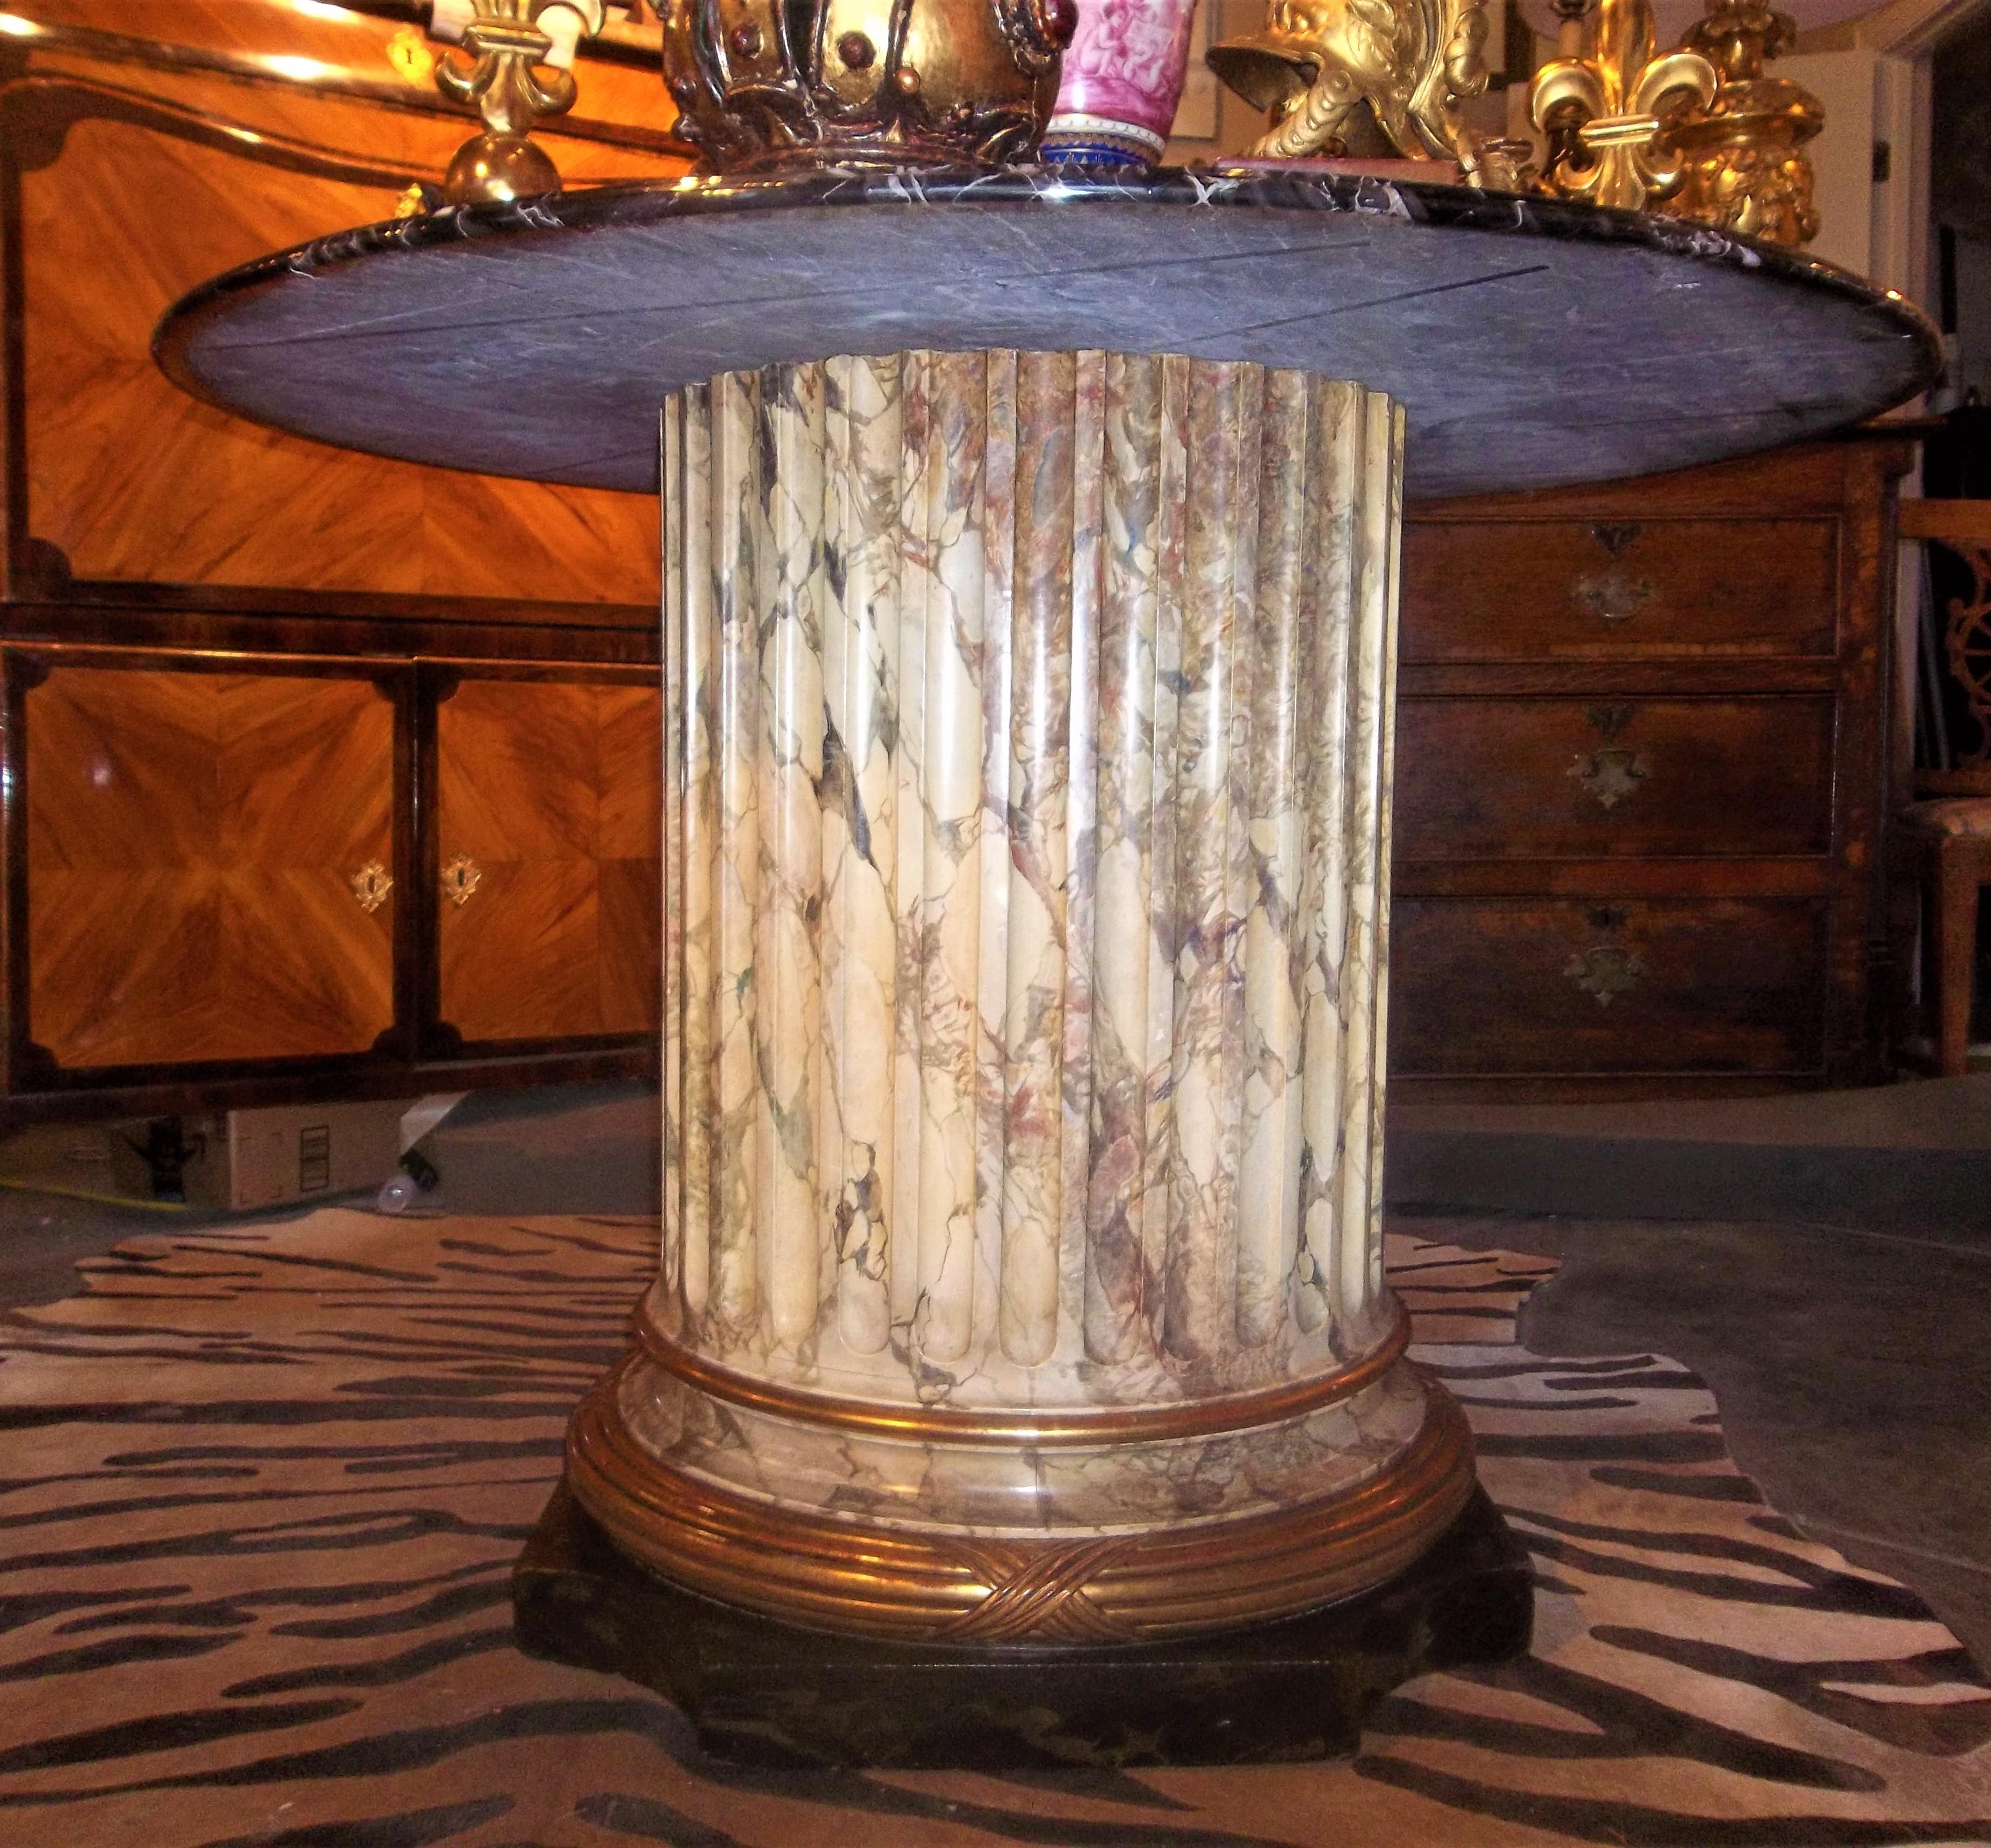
1387;898;1826;1075
1393;696;1834;861
1401;518;1838;660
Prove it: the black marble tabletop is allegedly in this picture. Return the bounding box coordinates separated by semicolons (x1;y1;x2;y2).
154;166;1941;500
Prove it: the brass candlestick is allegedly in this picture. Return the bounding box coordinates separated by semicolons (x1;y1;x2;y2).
432;0;605;204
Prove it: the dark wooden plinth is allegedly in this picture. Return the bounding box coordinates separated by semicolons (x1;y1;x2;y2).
512;1479;1533;1769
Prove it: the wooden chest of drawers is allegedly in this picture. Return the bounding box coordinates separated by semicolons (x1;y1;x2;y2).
1388;435;1915;1099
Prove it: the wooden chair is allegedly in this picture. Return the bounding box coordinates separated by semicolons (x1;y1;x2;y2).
1898;499;1991;1074
1896;800;1991;1074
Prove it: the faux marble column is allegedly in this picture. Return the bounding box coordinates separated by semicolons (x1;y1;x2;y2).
571;349;1473;1646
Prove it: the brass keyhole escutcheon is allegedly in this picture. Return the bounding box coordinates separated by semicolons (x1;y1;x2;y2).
349;861;394;914
441;854;483;907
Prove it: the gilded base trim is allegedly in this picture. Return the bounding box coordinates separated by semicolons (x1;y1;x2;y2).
632;1290;1410;1447
565;1357;1476;1645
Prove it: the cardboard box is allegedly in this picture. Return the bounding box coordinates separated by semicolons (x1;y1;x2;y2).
107;1100;409;1211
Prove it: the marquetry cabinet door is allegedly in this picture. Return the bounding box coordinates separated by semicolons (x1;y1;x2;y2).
431;673;661;1046
19;660;399;1071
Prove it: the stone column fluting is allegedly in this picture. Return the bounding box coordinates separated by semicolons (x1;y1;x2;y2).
566;348;1475;1645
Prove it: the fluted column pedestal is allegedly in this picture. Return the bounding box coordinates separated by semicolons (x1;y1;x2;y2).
566;347;1478;1646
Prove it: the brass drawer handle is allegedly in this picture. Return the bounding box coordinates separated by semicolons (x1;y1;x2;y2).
349;861;394;914
1569;705;1648;810
441;854;483;907
1574;524;1653;625
1566;907;1644;1007
1570;745;1648;809
1572;566;1655;626
1566;943;1645;1006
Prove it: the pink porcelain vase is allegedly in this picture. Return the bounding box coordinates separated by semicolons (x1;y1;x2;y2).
1040;0;1200;165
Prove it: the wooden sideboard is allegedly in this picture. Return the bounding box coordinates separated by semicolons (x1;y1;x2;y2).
0;2;1918;1120
1391;434;1915;1099
6;652;661;1116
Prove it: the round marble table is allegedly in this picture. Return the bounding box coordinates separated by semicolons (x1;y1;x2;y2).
158;167;1937;1739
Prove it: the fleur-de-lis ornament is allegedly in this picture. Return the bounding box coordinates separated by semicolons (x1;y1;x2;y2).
1530;0;1717;210
432;0;603;204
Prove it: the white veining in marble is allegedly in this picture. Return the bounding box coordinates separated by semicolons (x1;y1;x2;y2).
658;351;1404;1414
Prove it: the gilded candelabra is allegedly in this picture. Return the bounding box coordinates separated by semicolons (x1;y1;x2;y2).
1528;0;1822;245
1668;0;1822;244
429;0;607;203
1529;0;1716;210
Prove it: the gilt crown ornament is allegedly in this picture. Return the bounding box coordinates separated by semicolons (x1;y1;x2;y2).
659;0;1075;168
425;0;1074;192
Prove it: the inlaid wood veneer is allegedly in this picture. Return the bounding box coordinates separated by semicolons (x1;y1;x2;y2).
25;665;394;1067
436;678;662;1045
13;5;670;607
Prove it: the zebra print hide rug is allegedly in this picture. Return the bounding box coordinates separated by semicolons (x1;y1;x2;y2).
0;1209;1986;1847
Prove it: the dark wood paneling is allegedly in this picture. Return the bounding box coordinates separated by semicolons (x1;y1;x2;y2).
1394;696;1836;861
1401;517;1839;661
1389;897;1829;1076
24;662;394;1066
0;4;678;1118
